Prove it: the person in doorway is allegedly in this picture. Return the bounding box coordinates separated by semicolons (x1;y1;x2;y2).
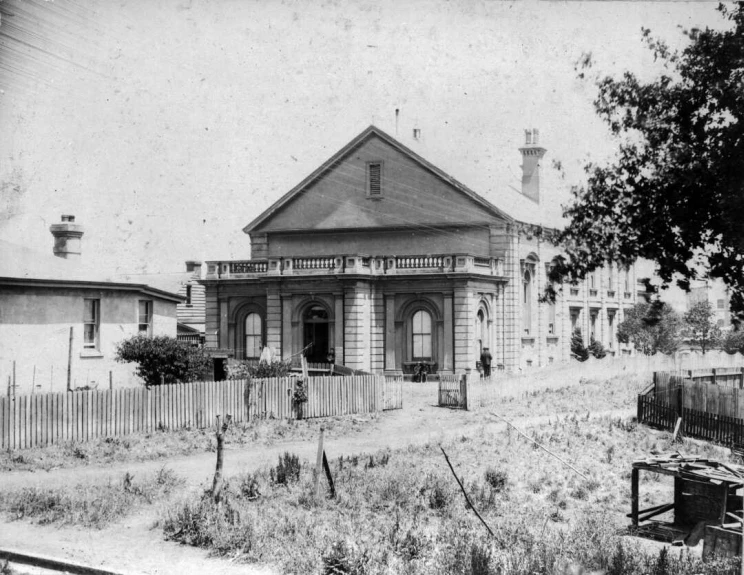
480;347;493;378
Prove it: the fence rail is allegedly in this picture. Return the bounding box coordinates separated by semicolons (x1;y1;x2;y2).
0;375;402;450
637;394;744;449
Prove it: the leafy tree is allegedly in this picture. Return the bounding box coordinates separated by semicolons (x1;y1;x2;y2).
546;5;744;319
616;302;682;355
571;328;589;362
587;337;607;359
683;300;722;354
115;335;211;386
722;329;744;355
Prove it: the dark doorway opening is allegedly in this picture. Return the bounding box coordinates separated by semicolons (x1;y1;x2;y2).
213;358;227;381
303;305;330;363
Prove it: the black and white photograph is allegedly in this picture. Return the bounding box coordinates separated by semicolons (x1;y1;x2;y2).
1;0;744;573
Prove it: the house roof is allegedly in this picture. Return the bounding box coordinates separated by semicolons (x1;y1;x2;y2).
243;124;519;235
243;124;568;236
0;239;183;302
633;452;744;486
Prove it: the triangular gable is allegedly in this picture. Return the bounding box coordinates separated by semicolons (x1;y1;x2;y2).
244;125;515;235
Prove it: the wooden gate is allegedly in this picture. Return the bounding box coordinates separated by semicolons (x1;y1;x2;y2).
383;377;403;410
438;375;467;409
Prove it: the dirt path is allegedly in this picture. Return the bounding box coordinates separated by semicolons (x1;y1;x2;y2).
0;383;635;575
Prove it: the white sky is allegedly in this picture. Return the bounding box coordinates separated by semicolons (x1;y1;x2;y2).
0;0;730;277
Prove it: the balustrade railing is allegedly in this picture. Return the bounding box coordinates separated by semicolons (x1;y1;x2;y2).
208;254;507;278
396;256;444;269
293;257;335;270
230;260;268;274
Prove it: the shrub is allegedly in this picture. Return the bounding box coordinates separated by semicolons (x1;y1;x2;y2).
321;540;369;575
588;337;607;359
571;328;589;362
484;468;508;492
227;359;292;379
270;452;301;485
115;335;211;386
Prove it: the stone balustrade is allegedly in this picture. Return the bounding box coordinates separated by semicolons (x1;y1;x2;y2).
205;254;506;280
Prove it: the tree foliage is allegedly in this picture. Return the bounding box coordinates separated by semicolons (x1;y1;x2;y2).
571;328;589;362
683;300;723;354
227;359;293;379
548;5;744;317
587;337;607;359
722;329;744;354
616;302;682;355
115;335;211;386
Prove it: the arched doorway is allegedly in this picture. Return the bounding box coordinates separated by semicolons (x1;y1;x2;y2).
303;304;330;363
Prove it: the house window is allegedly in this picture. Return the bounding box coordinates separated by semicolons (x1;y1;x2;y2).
245;313;262;359
186;284;192;306
83;299;100;349
624;267;631;292
523;268;532;335
548;303;556;335
412;309;432;360
138;300;153;335
367;162;382;198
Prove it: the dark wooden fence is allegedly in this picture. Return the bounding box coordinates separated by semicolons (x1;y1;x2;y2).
637;368;744;448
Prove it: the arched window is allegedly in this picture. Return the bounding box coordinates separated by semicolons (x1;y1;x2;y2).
476;309;486;354
245;313;262;359
412;310;432;360
523;268;532;335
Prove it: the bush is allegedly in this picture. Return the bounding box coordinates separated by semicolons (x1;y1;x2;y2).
484;468;508;492
571;328;590;362
227;359;293;379
270;452;301;485
115;335;211;386
588;337;607;359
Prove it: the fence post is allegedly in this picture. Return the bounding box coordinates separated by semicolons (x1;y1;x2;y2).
712;368;717;386
637;394;642;423
460;374;468;410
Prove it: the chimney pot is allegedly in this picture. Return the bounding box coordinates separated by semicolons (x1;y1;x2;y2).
519;130;547;204
50;214;84;259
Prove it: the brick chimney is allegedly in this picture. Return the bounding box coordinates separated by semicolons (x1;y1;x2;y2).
185;260;203;278
50;215;84;259
519;129;547;204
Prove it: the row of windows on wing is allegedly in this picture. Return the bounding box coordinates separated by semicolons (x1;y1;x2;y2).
83;299;153;349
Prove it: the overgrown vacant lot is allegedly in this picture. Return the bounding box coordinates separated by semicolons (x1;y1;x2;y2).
0;373;643;474
160;414;737;574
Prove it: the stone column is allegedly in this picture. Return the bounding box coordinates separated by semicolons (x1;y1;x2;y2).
453;284;475;373
219;300;229;349
344;282;371;372
281;295;293;361
385;295;397;372
334;294;344;364
442;293;454;373
266;289;282;358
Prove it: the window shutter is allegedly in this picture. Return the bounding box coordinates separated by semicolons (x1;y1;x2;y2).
368;163;381;196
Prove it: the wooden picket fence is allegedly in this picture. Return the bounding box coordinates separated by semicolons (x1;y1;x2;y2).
0;375;402;450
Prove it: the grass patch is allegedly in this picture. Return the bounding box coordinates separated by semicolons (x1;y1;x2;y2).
0;466;182;529
0;414;379;473
160;415;739;574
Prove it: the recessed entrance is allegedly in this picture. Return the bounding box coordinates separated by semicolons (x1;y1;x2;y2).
303;305;330;363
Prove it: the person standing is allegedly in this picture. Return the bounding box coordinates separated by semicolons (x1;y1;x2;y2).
480;347;493;378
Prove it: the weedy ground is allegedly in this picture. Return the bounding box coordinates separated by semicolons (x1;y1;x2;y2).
0;413;378;473
160;412;738;574
0;466;183;529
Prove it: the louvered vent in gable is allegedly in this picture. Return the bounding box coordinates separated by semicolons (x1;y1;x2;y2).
367;162;383;198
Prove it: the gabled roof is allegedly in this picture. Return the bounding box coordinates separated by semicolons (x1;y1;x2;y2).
243;125;516;235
